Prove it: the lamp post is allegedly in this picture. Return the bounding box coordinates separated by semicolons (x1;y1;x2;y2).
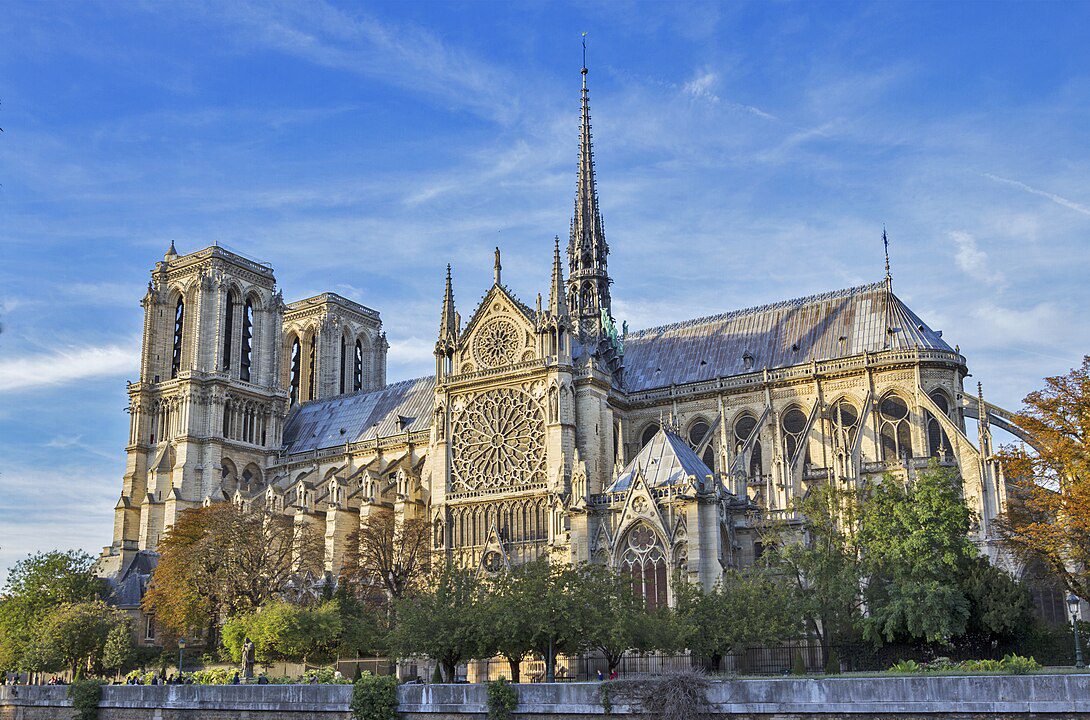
178;638;187;677
1068;594;1085;669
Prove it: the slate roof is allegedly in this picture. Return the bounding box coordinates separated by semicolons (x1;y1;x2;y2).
104;551;158;608
607;429;714;492
622;281;952;392
282;376;435;455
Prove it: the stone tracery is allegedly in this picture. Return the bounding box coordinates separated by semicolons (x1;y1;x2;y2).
450;387;546;496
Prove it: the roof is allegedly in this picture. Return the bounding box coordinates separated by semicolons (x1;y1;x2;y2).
282;376;435;454
104;551;158;608
607;429;714;492
622;281;952;392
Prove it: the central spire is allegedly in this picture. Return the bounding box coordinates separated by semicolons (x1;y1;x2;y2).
567;40;612;344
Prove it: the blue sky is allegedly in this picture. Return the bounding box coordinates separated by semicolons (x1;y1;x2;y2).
1;1;1088;576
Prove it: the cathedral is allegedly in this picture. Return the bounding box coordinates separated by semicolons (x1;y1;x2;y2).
98;62;1026;619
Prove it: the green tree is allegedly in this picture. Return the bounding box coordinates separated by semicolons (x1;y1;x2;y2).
28;601;126;677
674;568;800;671
101;620;136;678
480;566;538;682
764;482;865;663
0;550;103;673
222;600;343;665
859;463;977;644
390;564;485;682
517;560;595;682
580;565;658;674
958;555;1035;654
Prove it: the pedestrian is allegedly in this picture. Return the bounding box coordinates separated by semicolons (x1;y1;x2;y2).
608;669;618;681
596;669;603;681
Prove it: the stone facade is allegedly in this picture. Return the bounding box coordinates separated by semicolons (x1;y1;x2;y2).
99;64;1026;618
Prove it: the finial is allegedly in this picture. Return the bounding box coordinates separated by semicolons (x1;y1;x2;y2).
883;225;891;286
165;240;178;261
581;32;588;74
446;263;451;280
494;247;502;285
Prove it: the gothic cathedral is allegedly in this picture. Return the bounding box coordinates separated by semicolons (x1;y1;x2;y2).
99;63;1023;614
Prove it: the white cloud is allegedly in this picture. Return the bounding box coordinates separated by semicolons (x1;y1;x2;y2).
0;344;139;393
683;70;719;101
983;173;1090;217
948;230;1005;284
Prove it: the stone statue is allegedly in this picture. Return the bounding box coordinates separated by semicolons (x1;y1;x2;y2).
241;637;255;680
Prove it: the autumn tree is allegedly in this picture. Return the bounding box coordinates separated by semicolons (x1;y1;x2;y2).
997;356;1090;603
142;503;323;641
341;511;431;604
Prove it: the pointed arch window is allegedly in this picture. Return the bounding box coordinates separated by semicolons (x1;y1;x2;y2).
171;297;184;378
927;390;953;458
339;336;347;395
289;337;301;405
734;414;762;478
687;420;716;471
640;423;659;448
354;340;363;392
830;399;859;453
240;299;254;382
222;291;235;372
879;395;913;461
307;335;316;401
619;524;668;610
781;406;809;464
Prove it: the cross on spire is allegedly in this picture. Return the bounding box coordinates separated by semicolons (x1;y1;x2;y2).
883;225;891;287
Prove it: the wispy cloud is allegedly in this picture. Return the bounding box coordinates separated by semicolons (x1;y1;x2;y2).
948;231;1005;285
0;344;139;393
983;173;1090;217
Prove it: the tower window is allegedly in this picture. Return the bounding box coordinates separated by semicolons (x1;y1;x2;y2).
354;339;363;392
307;335;316;400
171;298;184;378
289;338;301;405
340;336;347;394
240;299;253;382
222;291;235;372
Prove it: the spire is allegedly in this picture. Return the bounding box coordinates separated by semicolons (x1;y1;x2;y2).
439;264;457;340
549;235;568;318
883;225;892;289
567;36;612;343
164;240;178;261
493;247;502;286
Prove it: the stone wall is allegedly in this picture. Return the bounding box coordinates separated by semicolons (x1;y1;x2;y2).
3;674;1090;719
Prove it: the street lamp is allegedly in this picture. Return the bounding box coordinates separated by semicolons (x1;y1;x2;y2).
1068;594;1085;669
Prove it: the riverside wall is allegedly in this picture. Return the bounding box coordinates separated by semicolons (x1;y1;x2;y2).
3;674;1090;719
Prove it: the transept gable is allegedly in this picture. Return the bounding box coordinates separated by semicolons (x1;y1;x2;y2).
612;472;670;551
456;284;539;374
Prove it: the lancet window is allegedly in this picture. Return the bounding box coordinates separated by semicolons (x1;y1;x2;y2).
781;406;809;464
354;339;364;392
171;298;184;378
640;423;659;448
734;414;762;477
307;336;316;401
687;419;716;471
289;338;301;405
879;394;913;461
619;523;668;610
240;299;253;382
926;390;953;458
222;290;235;372
339;336;347;395
830;398;859;453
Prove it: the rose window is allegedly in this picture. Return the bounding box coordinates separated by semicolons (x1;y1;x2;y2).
474;319;520;368
450;387;546;495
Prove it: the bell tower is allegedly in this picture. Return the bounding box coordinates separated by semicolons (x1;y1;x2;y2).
103;244;287;571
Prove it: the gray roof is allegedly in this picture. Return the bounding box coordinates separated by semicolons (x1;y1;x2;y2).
282;376;435;454
608;429;714;492
104;550;158;608
622;281;952;392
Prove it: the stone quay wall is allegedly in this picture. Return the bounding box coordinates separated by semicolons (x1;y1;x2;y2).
2;674;1090;719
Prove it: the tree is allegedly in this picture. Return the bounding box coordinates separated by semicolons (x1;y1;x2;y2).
516;560;595;682
480;566;538;682
142;503;323;641
390;564;486;682
28;601;126;678
958;555;1035;654
342;512;431;604
859;463;977;645
0;550;103;673
222;600;343;665
674;567;800;671
763;482;865;663
580;565;658;674
101;620;136;678
997;357;1090;603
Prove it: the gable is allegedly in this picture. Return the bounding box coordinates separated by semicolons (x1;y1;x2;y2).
456;285;539;374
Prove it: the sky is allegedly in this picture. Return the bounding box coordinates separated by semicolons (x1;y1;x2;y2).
0;1;1088;577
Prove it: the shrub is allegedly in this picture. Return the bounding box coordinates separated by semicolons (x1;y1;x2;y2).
302;667;351;684
792;650;807;675
889;659;921;673
68;678;103;720
1000;654;1040;675
187;667;236;685
824;649;840;675
487;677;519;720
600;670;711;720
431;662;443;684
351;673;399;720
